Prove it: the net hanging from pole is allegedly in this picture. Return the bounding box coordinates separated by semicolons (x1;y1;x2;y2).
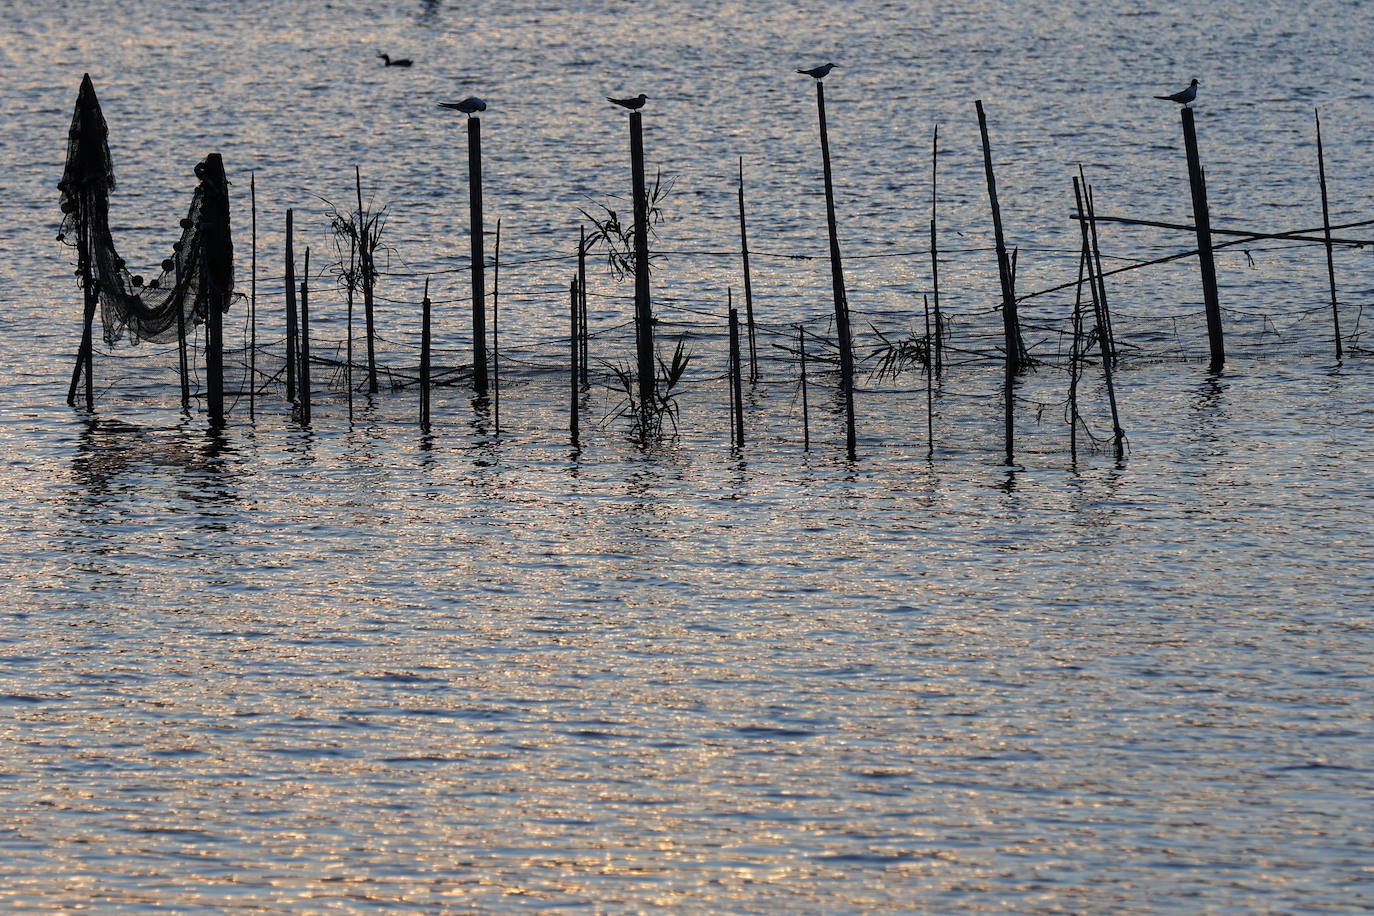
58;73;233;347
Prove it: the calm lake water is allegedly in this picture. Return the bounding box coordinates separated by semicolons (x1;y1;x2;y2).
2;0;1372;911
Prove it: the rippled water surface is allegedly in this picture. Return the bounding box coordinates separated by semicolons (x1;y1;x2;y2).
2;0;1372;911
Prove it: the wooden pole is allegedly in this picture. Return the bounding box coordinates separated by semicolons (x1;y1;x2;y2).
975;100;1025;374
65;210;96;408
421;277;431;433
1180;106;1224;371
578;225;589;388
814;79;856;459
1069;238;1087;461
201;153;228;429
467;115;489;394
356;166;378;394
738;157;758;382
1081;174;1117;365
176;245;190;411
1315;108;1344;359
298;247;311;425
929;123;943;376
249;172;257;422
729;294;744;447
346;234;355;424
285;208;297;402
798;324;810;451
570;279;579;447
924;294;933;458
493;218;502;434
1074;177;1124;459
66;107;99;411
629;109;655;421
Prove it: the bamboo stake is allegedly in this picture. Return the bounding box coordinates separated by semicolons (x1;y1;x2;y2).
975;99;1026;374
798;324;810;451
1081;173;1117;365
175;244;190;411
346;234;355;424
467;115;489;394
1180;106;1224;371
298;248;311;425
1074;177;1124;459
285;208;297;402
1069;237;1088;461
570;278;579;447
421;277;431;433
1316;108;1344;359
201;154;227;429
357;166;378;393
493;218;502;434
578;225;589;388
930;123;943;376
249;173;257;421
65;208;96;408
729;293;744;447
924;294;933;458
813;78;856;458
738;157;758;382
629;109;655;424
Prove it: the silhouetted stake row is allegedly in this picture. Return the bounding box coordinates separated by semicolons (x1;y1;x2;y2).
62;74;1364;461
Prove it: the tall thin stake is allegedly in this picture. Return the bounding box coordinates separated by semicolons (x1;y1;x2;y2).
467;115;489;394
738;157;758;382
578;225;589;388
1081;172;1117;364
1074;177;1124;459
814;78;856;459
249;172;257;421
421;277;431;433
924;294;933;458
929;123;943;375
298;248;311;425
798;324;810;451
357;166;378;393
1068;238;1088;461
1180;107;1224;371
493;218;502;434
201;154;228;429
569;278;579;447
65;213;97;409
976;99;1026;374
729;293;744;447
629;109;655;423
1316;108;1344;359
176;245;190;411
285;208;297;402
346;234;355;424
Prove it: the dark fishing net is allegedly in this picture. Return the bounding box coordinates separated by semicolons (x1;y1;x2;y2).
58;74;232;347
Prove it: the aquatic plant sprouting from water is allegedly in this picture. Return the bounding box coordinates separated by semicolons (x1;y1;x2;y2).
604;336;693;440
579;168;674;281
867;324;931;382
322;195;390;293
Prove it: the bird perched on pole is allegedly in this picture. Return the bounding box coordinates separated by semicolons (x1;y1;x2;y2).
1155;78;1199;106
797;62;838;80
438;97;487;115
607;93;648;111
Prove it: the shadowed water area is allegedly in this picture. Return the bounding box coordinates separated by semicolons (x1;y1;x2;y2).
1;0;1371;911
